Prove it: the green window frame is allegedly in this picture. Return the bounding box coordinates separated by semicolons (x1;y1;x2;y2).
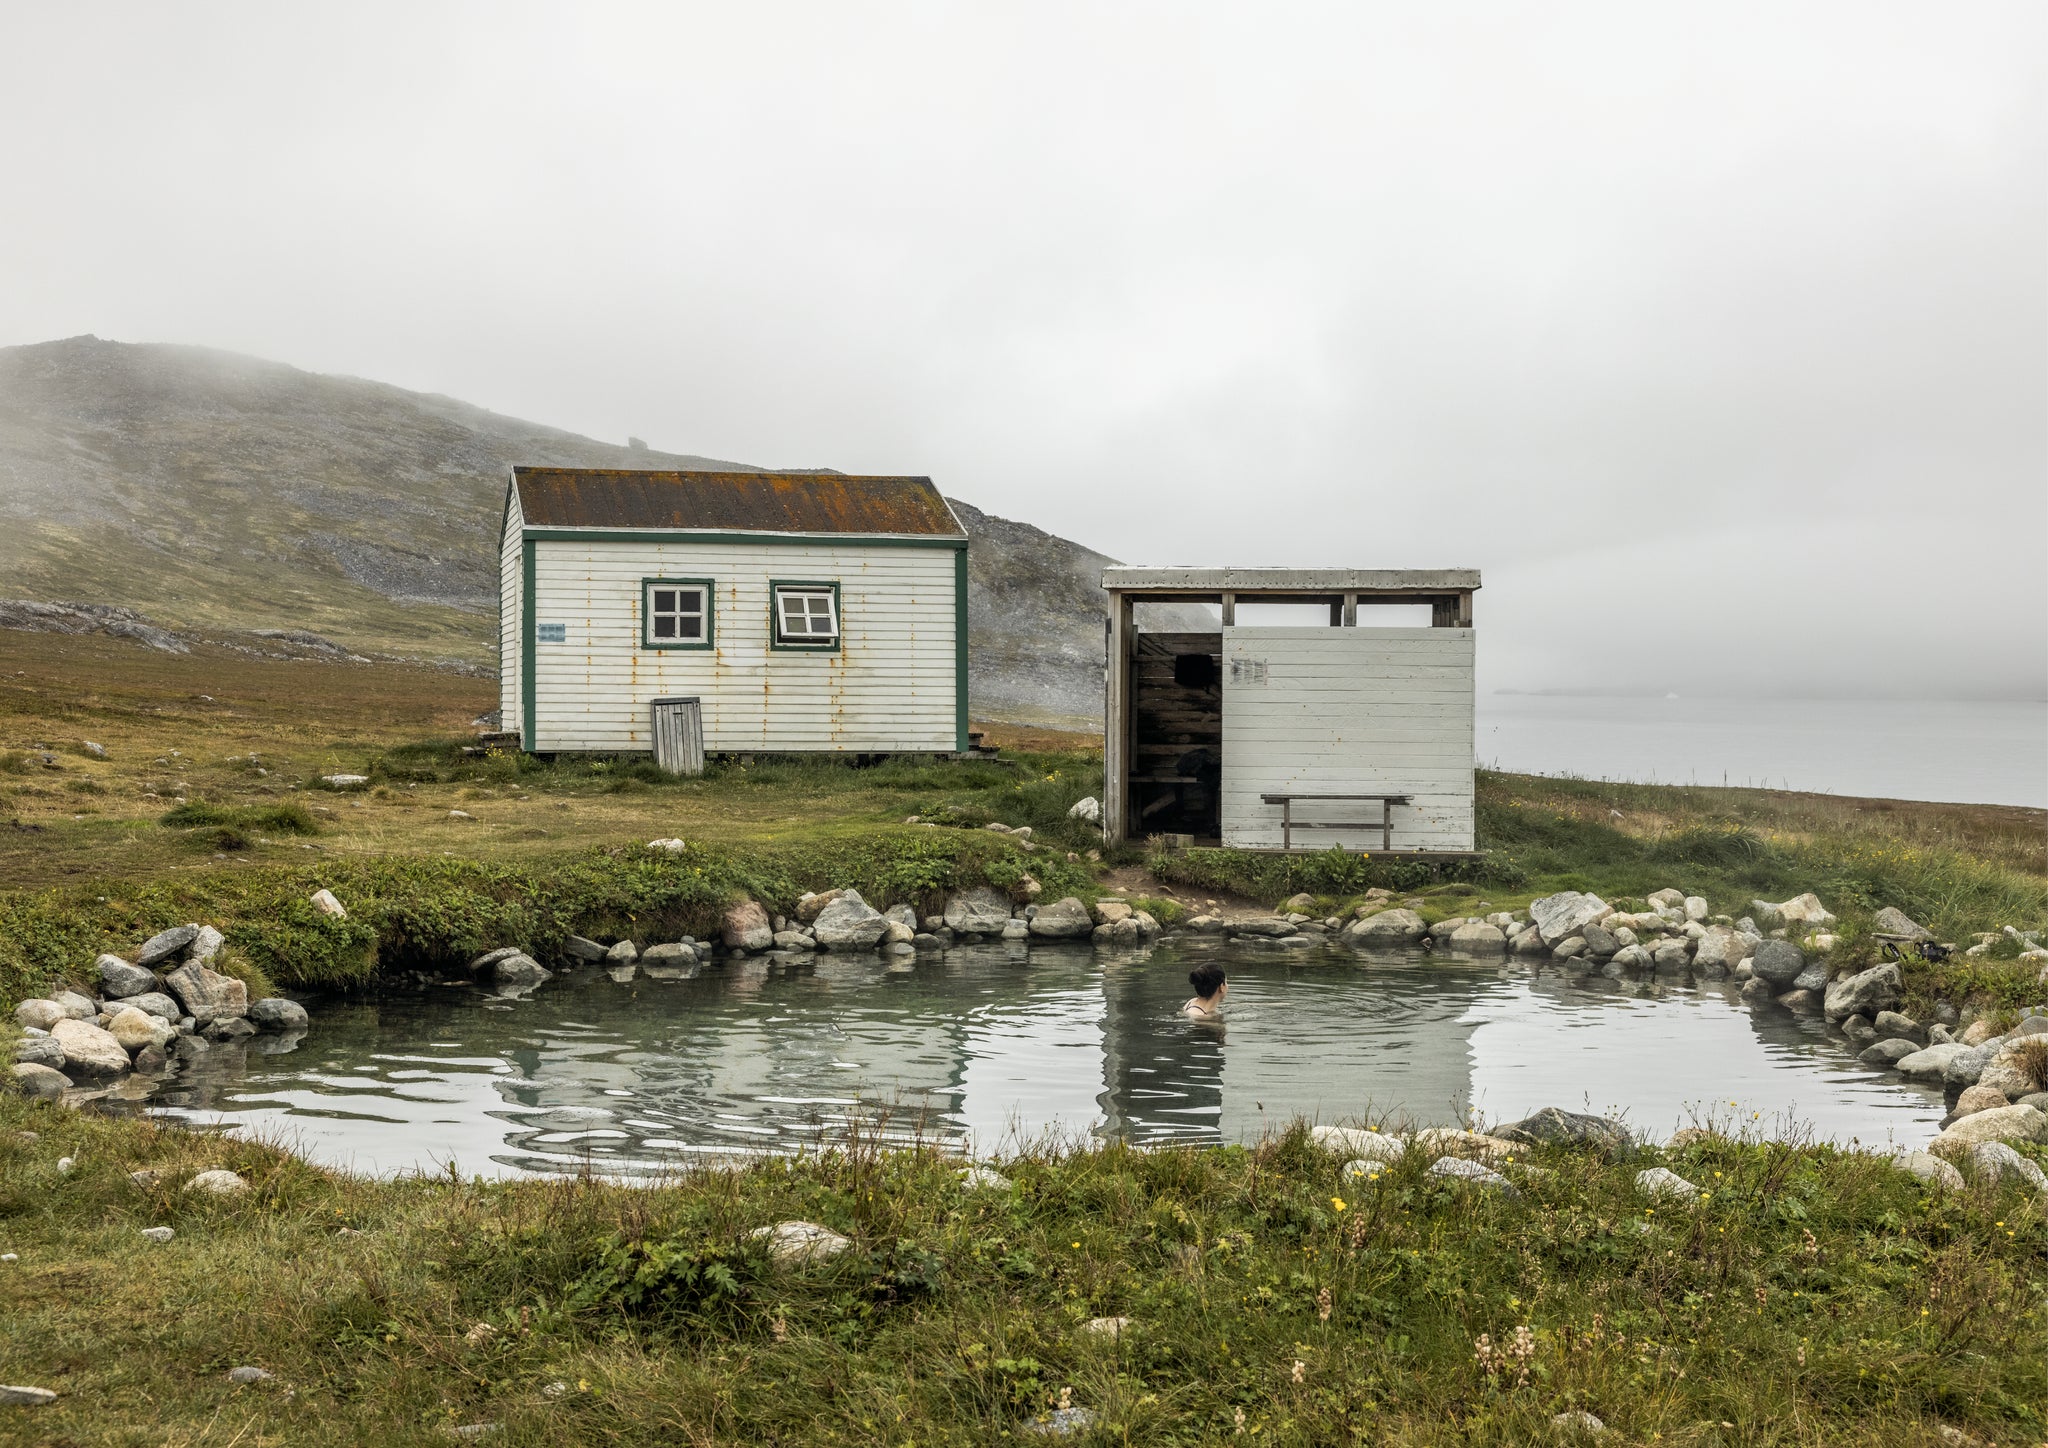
769;579;842;652
641;577;716;650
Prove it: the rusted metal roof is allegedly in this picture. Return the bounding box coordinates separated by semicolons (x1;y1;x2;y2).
513;468;965;537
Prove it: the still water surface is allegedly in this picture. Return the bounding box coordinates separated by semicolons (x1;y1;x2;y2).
143;940;1948;1177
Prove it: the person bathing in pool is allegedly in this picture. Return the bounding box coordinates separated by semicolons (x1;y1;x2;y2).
1183;963;1228;1018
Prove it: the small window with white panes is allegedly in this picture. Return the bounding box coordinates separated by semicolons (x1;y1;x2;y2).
642;580;712;649
771;583;840;649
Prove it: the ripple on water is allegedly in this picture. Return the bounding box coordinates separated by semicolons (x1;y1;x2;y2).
134;940;1951;1177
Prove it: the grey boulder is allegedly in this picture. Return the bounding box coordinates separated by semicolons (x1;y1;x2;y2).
1944;1037;2011;1089
97;955;158;999
1859;1038;1919;1066
1896;1046;1971;1083
136;924;199;966
162;963;248;1025
943;886;1014;935
561;935;609;962
1823;963;1902;1022
491;953;550;987
1347;908;1427;945
1444;920;1507;953
247;998;310;1032
1872;1009;1924;1044
721;900;774;952
9;1062;71;1099
1971;1141;2048;1193
1495;1107;1630;1154
126;992;182;1022
13;1035;64;1070
1749;939;1806;988
1872;906;1934;942
1579;923;1619;958
640;942;699;967
1692;924;1754;971
813;891;890;950
1426;1156;1514;1193
1028;898;1095;939
1528;891;1612;947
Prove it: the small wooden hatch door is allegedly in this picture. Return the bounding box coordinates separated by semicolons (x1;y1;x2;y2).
649;696;704;776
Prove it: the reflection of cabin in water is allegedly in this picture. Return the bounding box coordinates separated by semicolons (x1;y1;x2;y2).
1102;568;1480;853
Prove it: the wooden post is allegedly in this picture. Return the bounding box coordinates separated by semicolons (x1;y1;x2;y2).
1456;591;1474;627
1104;591;1129;845
1220;592;1236;627
1342;593;1358;626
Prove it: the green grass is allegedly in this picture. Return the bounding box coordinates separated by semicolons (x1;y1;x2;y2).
1;1095;2043;1445
0;830;1101;1005
1146;771;2048;1014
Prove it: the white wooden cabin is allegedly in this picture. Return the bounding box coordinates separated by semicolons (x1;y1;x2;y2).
499;468;968;756
1102;568;1481;854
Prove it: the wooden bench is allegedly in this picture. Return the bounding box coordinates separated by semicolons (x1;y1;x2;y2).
1260;792;1413;852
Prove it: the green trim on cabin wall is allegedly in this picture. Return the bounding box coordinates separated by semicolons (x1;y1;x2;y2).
639;576;716;650
954;546;969;751
767;579;843;653
520;539;537;750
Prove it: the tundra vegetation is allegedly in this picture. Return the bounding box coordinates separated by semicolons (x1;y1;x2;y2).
2;632;2046;1441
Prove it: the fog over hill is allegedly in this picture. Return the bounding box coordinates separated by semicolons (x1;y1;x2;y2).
0;336;1122;722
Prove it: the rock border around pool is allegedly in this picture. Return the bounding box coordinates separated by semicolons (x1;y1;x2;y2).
10;919;311;1100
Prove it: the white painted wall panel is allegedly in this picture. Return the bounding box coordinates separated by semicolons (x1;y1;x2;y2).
498;493;523;729
1221;627;1474;851
529;539;957;753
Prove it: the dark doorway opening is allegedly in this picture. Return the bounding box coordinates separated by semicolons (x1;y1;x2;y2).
1127;631;1222;841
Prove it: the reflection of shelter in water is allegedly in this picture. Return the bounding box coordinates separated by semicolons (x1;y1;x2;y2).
1096;947;1493;1143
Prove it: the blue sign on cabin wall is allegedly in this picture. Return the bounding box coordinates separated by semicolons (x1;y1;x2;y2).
536;623;566;643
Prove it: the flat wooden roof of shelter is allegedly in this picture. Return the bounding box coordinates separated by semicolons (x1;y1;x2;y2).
1103;567;1479;599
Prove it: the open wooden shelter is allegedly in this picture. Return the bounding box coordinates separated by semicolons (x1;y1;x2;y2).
1101;568;1481;854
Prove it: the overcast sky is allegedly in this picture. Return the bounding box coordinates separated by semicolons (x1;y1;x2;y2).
2;2;2042;697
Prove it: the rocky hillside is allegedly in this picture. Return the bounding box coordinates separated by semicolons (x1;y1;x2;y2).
0;336;1125;723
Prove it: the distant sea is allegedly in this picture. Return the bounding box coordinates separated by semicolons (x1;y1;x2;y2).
1476;696;2047;808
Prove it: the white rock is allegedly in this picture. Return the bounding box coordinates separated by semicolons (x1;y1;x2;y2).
1078;1315;1128;1338
1426;1156;1513;1191
1528;891;1613;947
12;1000;64;1032
186;1169;251;1196
320;774;367;787
49;1018;130;1074
1551;1410;1605;1434
1683;896;1709;922
1970;1141;2048;1194
0;1386;56;1406
227;1366;274;1385
108;1006;175;1052
1899;1150;1965;1191
750;1220;852;1265
645;838;686;852
1311;1125;1404;1161
960;1165;1012;1191
1931;1104;2046;1152
1067;796;1101;823
1635;1167;1698;1202
309;888;347;918
140;1226;175;1243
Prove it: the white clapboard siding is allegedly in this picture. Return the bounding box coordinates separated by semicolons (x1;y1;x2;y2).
1220;627;1475;851
528;539;956;752
498;491;524;727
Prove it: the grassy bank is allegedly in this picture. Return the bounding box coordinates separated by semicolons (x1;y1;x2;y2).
2;1095;2044;1445
1150;771;2048;1014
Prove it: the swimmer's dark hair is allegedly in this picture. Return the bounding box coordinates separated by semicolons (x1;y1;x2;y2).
1188;963;1227;999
